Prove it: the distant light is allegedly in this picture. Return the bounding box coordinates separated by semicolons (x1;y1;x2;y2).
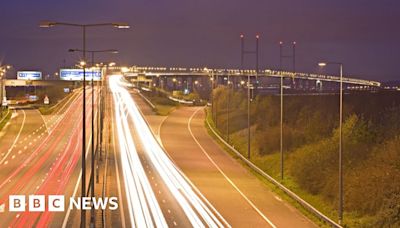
240;34;244;38
279;41;283;45
109;62;116;67
80;61;86;66
113;23;130;29
318;62;327;67
293;41;297;45
256;35;260;39
121;67;129;73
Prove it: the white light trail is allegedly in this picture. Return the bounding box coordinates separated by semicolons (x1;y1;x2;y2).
110;75;229;228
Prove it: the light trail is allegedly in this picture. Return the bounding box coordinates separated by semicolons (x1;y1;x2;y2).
109;75;230;228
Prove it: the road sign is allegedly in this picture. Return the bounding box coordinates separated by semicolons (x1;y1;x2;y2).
44;96;49;105
17;71;42;80
2;97;7;107
60;69;102;81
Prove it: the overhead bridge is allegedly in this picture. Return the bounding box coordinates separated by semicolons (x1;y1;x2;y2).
116;66;381;87
4;79;76;87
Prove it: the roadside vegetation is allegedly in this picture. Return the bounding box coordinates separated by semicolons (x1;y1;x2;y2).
0;109;12;131
140;89;179;116
38;89;78;115
211;86;400;227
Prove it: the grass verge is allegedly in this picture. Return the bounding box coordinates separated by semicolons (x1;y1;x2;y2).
0;110;12;131
203;107;334;228
38;91;77;115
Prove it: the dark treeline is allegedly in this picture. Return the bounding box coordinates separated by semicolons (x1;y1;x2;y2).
212;87;400;227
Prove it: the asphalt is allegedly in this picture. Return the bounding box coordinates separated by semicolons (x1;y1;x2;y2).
131;91;317;228
0;89;99;227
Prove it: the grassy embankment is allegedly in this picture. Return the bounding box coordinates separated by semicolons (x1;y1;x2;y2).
209;86;400;227
38;90;79;115
0;109;12;131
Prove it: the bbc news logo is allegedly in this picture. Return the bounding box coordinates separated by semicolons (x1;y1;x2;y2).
6;195;118;212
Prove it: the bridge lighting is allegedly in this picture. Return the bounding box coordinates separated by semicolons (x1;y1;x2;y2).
121;67;129;73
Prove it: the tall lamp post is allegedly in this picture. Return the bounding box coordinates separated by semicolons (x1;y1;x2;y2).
0;65;11;118
240;34;260;159
318;62;344;225
69;48;118;226
278;41;296;180
40;21;129;227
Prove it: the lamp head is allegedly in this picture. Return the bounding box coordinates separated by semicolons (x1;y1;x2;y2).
113;23;130;29
39;21;56;28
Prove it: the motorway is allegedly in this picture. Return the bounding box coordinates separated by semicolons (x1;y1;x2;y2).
0;88;98;227
109;76;229;227
0;75;317;227
106;74;316;227
128;87;317;227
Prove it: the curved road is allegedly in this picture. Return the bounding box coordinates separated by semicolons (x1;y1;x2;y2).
132;92;316;228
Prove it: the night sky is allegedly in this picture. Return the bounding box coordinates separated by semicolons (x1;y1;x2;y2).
1;0;399;81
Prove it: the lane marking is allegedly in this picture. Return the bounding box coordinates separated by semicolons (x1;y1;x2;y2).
0;110;26;165
111;104;127;228
188;108;276;228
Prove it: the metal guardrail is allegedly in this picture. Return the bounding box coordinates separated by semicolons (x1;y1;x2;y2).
168;96;194;105
136;89;156;109
205;111;342;228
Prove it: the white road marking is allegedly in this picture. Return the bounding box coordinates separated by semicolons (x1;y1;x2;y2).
0;110;26;165
188;108;277;228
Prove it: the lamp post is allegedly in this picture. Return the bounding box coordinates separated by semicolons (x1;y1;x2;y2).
0;65;11;118
70;48;117;226
279;41;296;180
226;74;230;142
40;21;129;227
318;61;344;225
240;34;259;159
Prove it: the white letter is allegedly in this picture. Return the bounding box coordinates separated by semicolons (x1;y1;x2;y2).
29;195;45;212
49;195;64;212
108;197;118;210
92;197;108;210
82;197;91;210
9;195;25;212
69;197;80;210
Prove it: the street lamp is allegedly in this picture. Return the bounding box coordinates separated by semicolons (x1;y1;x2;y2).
226;74;231;142
0;65;11;118
70;48;118;223
318;61;344;225
279;41;296;180
40;20;129;227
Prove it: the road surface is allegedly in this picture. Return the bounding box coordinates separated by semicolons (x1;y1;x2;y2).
131;87;317;227
109;75;229;227
0;89;98;227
